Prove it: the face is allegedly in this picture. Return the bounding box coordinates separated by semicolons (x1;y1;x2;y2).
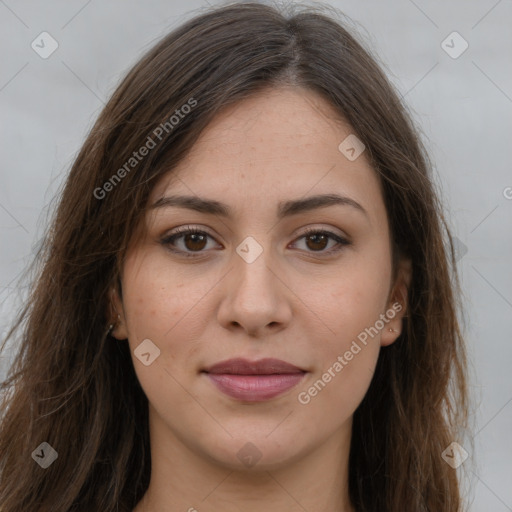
111;86;409;472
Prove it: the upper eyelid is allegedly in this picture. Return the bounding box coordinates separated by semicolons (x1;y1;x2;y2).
164;224;348;242
162;225;350;250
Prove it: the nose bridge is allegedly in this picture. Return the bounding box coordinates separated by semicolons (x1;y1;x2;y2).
233;234;276;301
217;233;291;335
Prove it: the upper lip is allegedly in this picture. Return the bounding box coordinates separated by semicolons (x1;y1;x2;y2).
203;357;305;375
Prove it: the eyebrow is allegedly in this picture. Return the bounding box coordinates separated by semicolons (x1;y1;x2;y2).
150;193;369;220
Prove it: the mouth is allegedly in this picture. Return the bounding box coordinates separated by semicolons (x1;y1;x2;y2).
201;357;307;402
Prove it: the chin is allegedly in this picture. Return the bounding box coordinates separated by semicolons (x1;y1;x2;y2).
199;431;308;472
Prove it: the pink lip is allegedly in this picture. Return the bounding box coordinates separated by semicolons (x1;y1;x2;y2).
203;358;307;402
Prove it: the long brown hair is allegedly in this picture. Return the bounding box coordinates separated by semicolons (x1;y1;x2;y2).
0;2;471;510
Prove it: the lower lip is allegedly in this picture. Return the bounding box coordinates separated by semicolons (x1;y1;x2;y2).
205;373;306;401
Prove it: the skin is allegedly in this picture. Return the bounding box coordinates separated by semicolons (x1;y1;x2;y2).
110;86;411;512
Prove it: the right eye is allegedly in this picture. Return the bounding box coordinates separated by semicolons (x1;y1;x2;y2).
160;226;221;257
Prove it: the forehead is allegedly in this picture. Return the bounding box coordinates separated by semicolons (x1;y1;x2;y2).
150;87;385;224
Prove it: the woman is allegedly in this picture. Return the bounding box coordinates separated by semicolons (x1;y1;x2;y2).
0;2;470;511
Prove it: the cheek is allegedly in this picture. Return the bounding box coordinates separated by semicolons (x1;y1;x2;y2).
121;255;214;371
121;267;205;409
296;346;379;435
122;253;190;334
296;276;385;421
322;253;391;337
296;247;390;404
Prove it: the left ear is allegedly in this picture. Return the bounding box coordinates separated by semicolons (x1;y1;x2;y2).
381;257;412;347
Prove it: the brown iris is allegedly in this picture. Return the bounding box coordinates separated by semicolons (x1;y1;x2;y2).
183;232;208;251
305;233;329;251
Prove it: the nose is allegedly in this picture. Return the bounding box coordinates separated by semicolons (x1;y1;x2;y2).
216;240;292;337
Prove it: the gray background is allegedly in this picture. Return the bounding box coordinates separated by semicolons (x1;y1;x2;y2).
1;0;511;510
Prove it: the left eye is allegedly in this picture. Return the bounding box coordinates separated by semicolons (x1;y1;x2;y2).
161;226;350;257
293;229;351;254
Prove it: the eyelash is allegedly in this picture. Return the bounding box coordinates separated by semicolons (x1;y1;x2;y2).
160;225;351;258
